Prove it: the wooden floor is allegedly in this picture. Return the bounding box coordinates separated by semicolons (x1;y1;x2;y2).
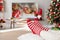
0;30;31;40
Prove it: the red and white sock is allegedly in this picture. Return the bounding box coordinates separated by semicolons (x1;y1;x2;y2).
27;19;49;35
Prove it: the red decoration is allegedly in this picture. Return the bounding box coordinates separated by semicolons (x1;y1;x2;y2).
53;0;56;2
12;10;21;18
0;0;4;11
34;18;39;21
34;10;38;15
34;8;42;20
56;3;60;6
50;12;54;15
38;8;42;15
58;24;60;28
0;0;3;3
34;8;42;15
0;4;3;11
59;8;60;10
38;8;42;20
27;20;49;35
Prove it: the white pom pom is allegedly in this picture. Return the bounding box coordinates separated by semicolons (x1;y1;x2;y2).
37;15;41;19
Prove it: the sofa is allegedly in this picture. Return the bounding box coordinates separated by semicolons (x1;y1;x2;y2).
18;30;60;40
18;19;60;40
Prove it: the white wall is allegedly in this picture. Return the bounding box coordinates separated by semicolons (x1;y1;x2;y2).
0;0;51;20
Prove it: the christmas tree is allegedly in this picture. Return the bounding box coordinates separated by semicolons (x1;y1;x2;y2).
47;0;60;25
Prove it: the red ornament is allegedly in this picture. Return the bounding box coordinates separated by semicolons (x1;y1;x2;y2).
53;0;56;2
34;8;42;16
47;17;51;20
38;8;42;15
0;0;4;11
54;16;58;19
34;10;38;15
47;16;48;18
50;12;54;15
12;10;21;18
59;8;60;10
35;8;42;20
56;3;59;6
0;6;3;11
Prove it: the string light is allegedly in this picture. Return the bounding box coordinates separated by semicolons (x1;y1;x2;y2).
57;0;59;2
